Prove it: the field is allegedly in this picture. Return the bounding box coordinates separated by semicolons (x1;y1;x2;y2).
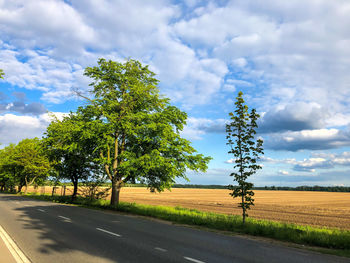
26;186;350;230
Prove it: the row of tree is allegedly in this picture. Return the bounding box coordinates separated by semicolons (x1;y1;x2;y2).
0;60;211;206
1;61;265;224
258;185;350;192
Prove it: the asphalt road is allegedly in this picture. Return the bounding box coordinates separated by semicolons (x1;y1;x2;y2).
0;193;349;263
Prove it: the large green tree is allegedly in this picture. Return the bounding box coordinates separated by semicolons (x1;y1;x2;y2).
43;113;100;201
78;58;211;205
13;138;51;194
226;91;263;224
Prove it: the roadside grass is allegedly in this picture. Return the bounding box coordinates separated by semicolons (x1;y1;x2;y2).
18;193;350;253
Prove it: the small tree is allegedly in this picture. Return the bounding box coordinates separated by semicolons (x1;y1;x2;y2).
0;69;4;79
43;113;100;201
226;91;263;224
13;138;51;194
0;145;17;192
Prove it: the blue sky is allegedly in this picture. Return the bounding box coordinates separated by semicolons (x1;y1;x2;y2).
1;0;350;186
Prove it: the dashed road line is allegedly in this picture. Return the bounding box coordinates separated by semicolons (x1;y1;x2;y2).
58;216;71;221
0;225;31;263
58;216;72;223
184;256;205;263
37;209;45;212
154;247;167;252
96;228;121;237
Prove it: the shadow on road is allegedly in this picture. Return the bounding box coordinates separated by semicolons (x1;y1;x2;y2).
0;194;131;263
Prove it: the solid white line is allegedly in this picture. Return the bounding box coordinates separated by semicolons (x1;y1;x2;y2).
37;209;45;212
96;228;121;237
58;216;71;221
0;225;31;263
184;256;205;263
154;247;167;252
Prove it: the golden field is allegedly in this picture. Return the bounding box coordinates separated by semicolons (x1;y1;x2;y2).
26;186;350;230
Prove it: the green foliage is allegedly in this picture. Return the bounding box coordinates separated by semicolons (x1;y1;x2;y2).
0;69;4;79
226;91;263;223
80;58;211;205
1;138;51;193
0;144;17;192
43;112;101;200
22;193;350;251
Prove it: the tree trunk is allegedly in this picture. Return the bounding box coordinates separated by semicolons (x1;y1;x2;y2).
110;178;122;206
71;178;78;202
242;192;245;224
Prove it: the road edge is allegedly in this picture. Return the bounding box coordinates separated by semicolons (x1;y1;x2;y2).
0;224;31;263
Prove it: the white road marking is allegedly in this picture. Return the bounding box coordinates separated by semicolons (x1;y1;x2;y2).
58;216;71;221
96;228;121;237
154;247;167;252
58;216;72;223
37;209;45;212
184;256;206;263
0;225;31;263
111;220;120;223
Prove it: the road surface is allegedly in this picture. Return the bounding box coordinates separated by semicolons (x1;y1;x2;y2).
0;193;348;263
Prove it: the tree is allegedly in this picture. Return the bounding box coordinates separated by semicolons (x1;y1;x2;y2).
78;58;211;206
226;91;263;224
13;138;51;194
0;69;4;79
43;112;100;201
0;144;17;192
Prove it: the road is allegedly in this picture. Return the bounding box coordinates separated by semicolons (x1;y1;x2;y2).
0;193;349;263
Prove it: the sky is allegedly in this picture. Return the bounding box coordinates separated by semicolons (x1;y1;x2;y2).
1;0;350;187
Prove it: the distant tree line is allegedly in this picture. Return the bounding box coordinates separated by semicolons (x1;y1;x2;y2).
256;185;350;192
167;184;350;192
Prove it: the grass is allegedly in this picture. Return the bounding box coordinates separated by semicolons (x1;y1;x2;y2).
18;193;350;253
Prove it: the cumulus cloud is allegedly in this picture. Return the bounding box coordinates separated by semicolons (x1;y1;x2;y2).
1;101;47;115
262;151;350;173
181;117;227;140
265;128;350;151
1;0;350;116
0;0;96;56
0;112;65;146
259;102;327;133
173;0;350;123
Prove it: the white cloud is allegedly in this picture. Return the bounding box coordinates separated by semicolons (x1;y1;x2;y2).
265;128;350;151
0;112;66;146
181;117;227;140
172;1;350;123
262;151;350;173
259;102;328;133
0;0;95;56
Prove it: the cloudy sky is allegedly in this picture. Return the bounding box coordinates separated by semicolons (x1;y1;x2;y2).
1;0;350;186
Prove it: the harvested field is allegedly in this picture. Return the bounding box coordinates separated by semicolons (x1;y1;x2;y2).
24;186;350;230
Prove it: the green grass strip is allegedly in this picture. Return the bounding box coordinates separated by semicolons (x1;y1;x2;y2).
21;193;350;250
